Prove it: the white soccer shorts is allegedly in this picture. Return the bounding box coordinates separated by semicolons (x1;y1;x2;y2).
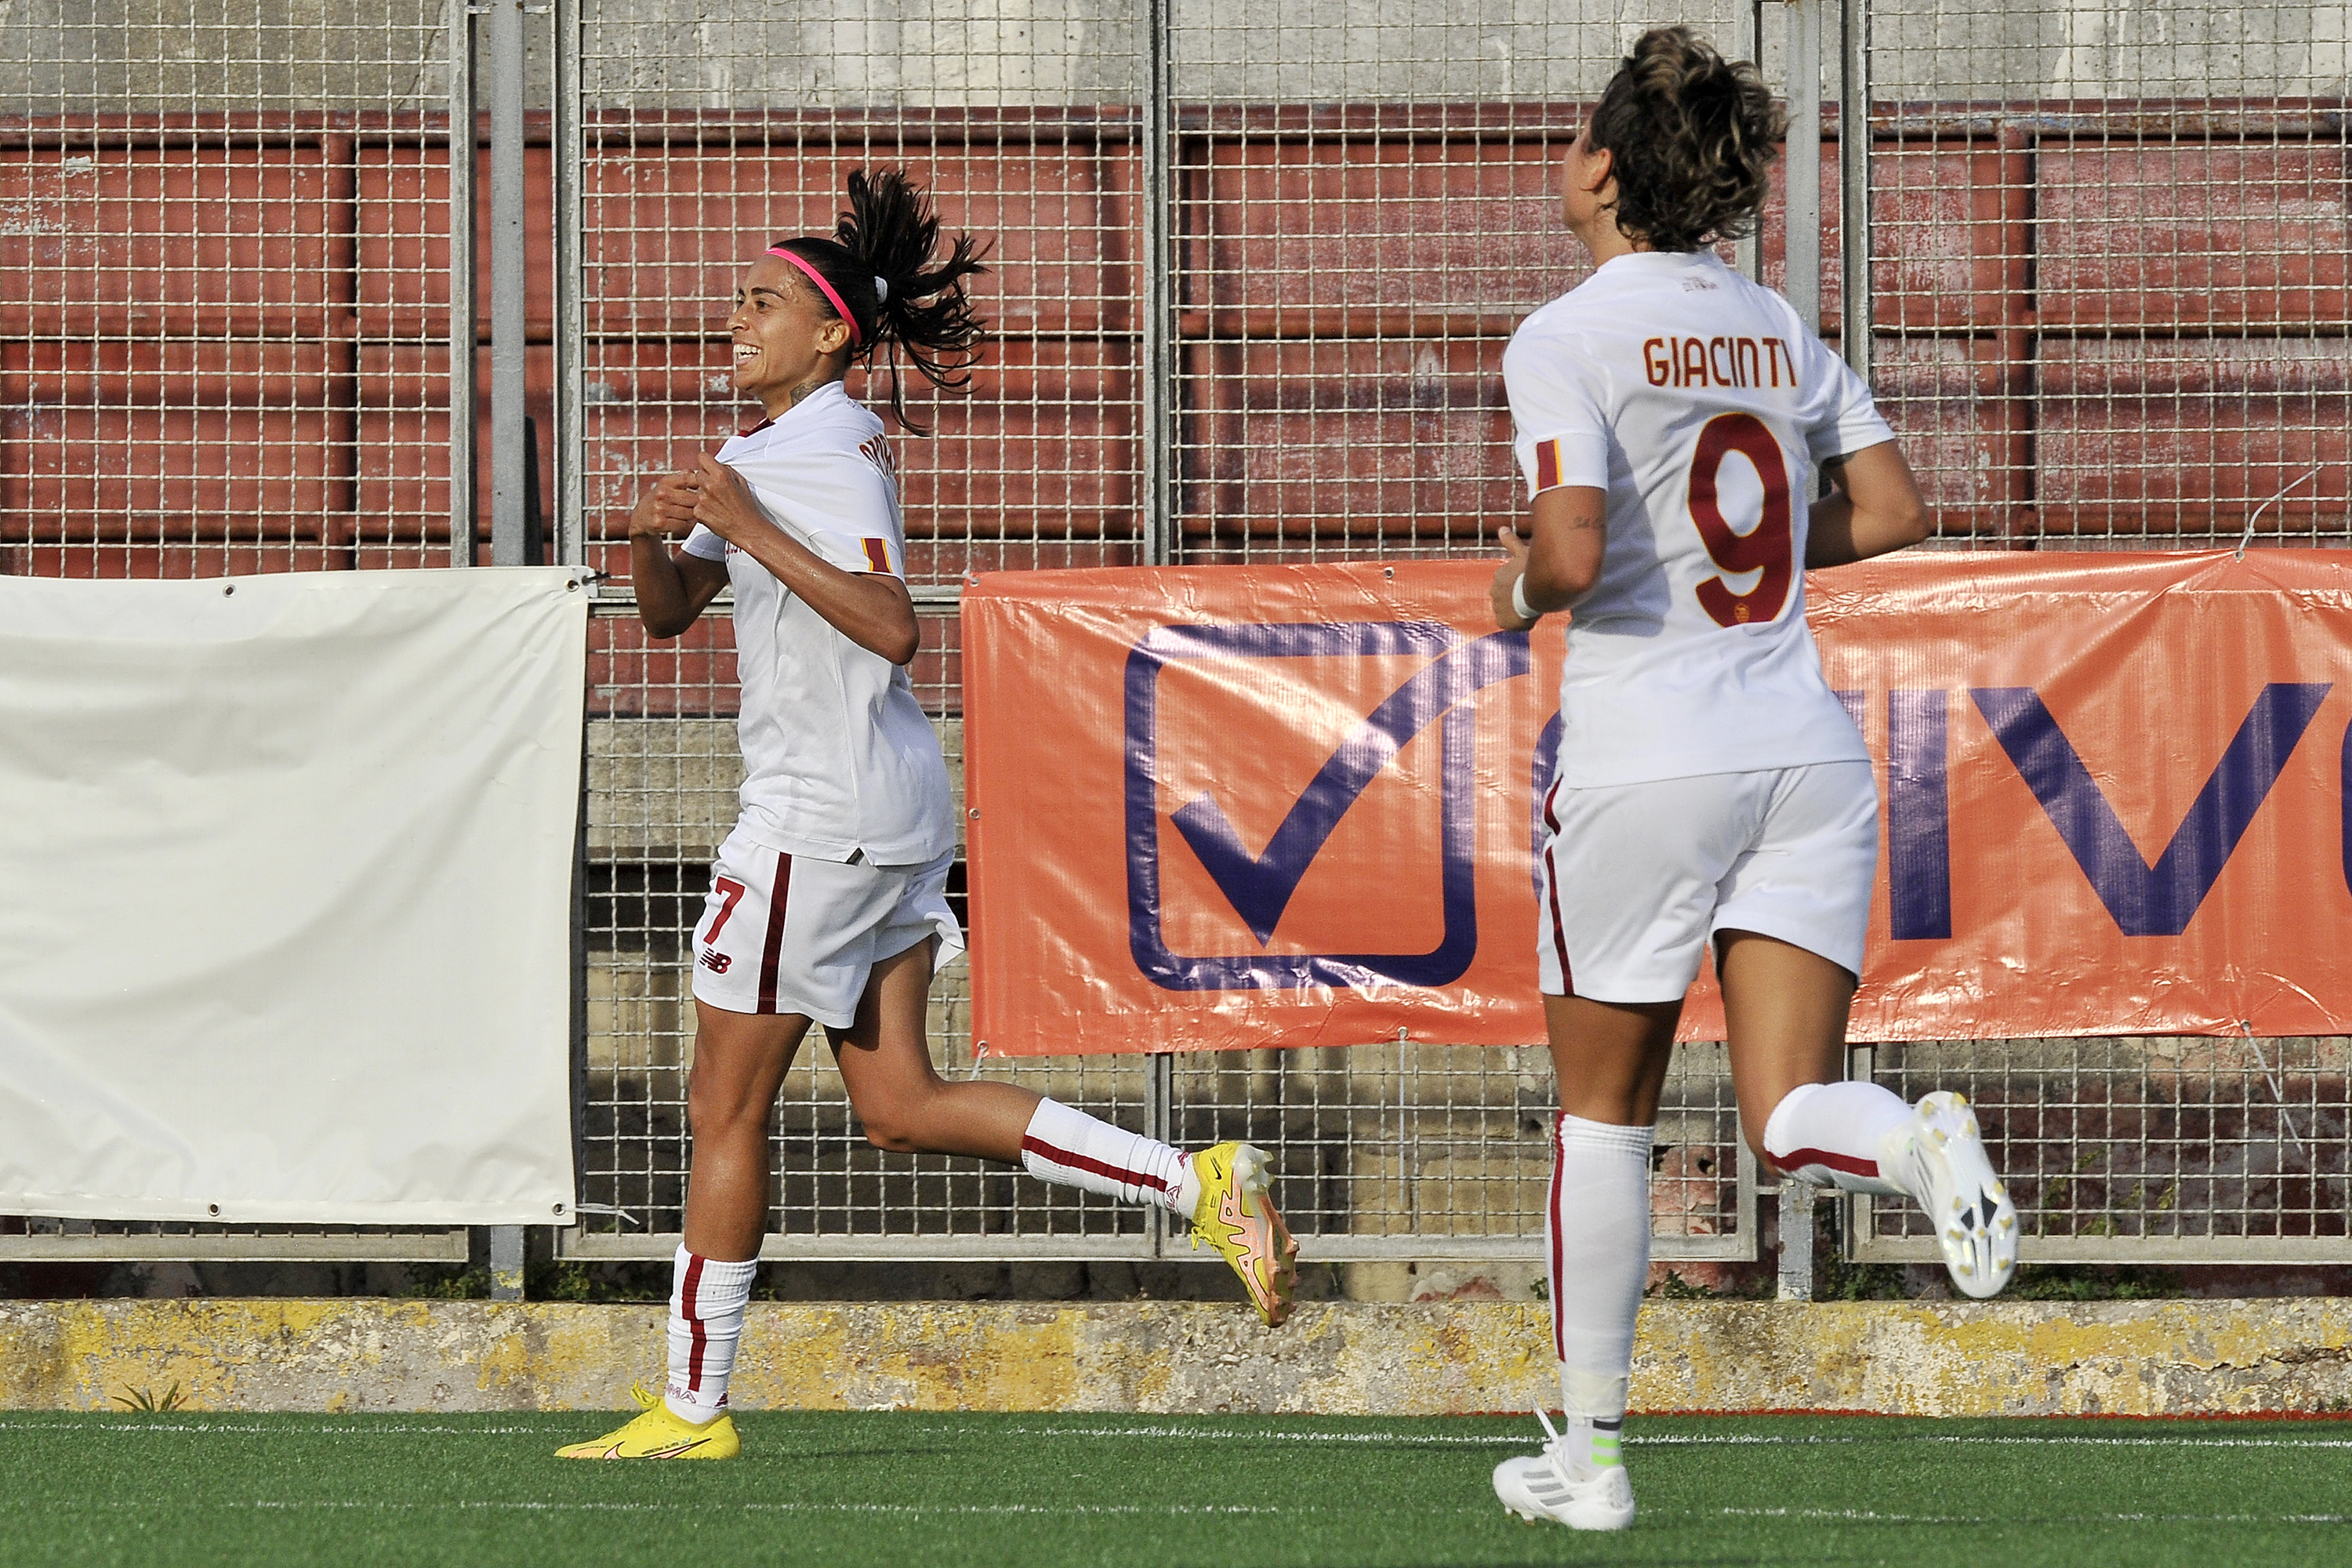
1534;760;1878;1004
689;822;964;1027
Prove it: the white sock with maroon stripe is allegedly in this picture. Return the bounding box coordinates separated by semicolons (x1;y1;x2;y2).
1019;1098;1200;1219
662;1244;758;1425
1547;1114;1652;1465
1761;1080;1914;1198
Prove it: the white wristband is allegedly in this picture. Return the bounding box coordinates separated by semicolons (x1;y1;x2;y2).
1510;574;1540;622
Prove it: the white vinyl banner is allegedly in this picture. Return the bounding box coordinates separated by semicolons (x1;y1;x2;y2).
0;568;587;1225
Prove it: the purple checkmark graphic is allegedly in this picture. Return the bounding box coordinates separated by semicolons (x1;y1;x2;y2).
1170;633;1534;942
1123;621;1532;993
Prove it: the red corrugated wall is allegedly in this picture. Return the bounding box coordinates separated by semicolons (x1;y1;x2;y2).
3;104;2345;582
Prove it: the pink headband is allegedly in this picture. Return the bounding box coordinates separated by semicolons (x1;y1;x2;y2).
768;246;861;346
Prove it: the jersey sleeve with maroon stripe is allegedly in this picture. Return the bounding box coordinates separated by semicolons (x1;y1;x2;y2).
1507;324;1614;499
1501;250;1889;790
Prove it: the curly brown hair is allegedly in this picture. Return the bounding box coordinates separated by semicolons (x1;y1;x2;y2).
1588;27;1784;252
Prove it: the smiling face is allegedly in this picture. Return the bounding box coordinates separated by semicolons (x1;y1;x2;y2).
727;251;854;416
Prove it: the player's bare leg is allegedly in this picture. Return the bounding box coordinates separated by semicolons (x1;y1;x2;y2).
1549;993;1680;1127
682;1005;815;1258
1716;928;1850;1163
830;939;1036;1159
557;1003;808;1458
833;940;1294;1323
1722;929;2016;1297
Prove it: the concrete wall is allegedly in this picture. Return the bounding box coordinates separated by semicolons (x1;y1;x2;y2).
0;0;458;111
5;1297;2348;1415
3;1;2344;113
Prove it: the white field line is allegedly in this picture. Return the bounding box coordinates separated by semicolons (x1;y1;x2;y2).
4;1419;2350;1452
0;1498;2345;1525
1700;1508;2352;1525
1634;1433;2352;1451
0;1499;1290;1517
1008;1426;2352;1450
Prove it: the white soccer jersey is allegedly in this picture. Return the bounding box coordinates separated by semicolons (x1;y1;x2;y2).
682;382;955;866
1504;249;1893;788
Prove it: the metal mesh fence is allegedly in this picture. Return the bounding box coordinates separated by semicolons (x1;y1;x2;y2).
1857;1036;2352;1262
564;0;1147;589
1167;1040;1751;1259
5;0;2347;1269
561;0;2350;1267
1846;1;2352;1260
564;0;1181;1259
0;1;463;579
1865;0;2351;547
1164;4;1752;567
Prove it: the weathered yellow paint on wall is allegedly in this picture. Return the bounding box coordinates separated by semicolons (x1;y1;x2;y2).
1624;1300;2352;1419
32;1299;366;1410
726;1304;1091;1412
1;1298;2345;1417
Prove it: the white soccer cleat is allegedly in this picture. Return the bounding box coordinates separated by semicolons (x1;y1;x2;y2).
1886;1090;2018;1299
1491;1409;1635;1531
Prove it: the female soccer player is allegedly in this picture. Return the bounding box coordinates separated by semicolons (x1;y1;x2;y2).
1486;31;2016;1528
560;169;1294;1461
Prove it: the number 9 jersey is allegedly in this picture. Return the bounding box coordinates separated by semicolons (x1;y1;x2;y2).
1503;248;1893;789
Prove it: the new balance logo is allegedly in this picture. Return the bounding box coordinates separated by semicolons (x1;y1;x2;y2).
699;949;731;974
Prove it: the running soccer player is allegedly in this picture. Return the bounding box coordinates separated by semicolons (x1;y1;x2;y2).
1486;30;2016;1529
558;169;1294;1461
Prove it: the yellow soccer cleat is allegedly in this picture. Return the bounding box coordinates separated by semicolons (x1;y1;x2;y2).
1186;1141;1298;1327
555;1388;740;1460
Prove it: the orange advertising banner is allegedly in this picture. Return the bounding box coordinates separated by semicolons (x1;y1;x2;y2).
963;551;2352;1055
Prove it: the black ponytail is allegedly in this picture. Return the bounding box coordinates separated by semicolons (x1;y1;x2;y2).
771;168;989;434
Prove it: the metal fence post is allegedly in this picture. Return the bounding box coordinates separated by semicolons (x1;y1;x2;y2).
1145;1052;1174;1257
1733;1134;1762;1264
1843;1041;1878;1261
487;0;532;567
1138;0;1174;571
1138;0;1175;1260
553;0;585;571
550;0;589;1263
1838;0;1872;384
1776;1185;1816;1300
1773;0;1825;1304
448;2;479;565
1782;0;1825;338
490;1225;526;1300
1734;0;1765;285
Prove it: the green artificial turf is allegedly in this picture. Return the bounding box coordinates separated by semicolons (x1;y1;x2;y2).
1;1410;2345;1567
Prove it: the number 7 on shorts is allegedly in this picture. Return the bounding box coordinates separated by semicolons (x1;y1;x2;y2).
702;877;748;946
